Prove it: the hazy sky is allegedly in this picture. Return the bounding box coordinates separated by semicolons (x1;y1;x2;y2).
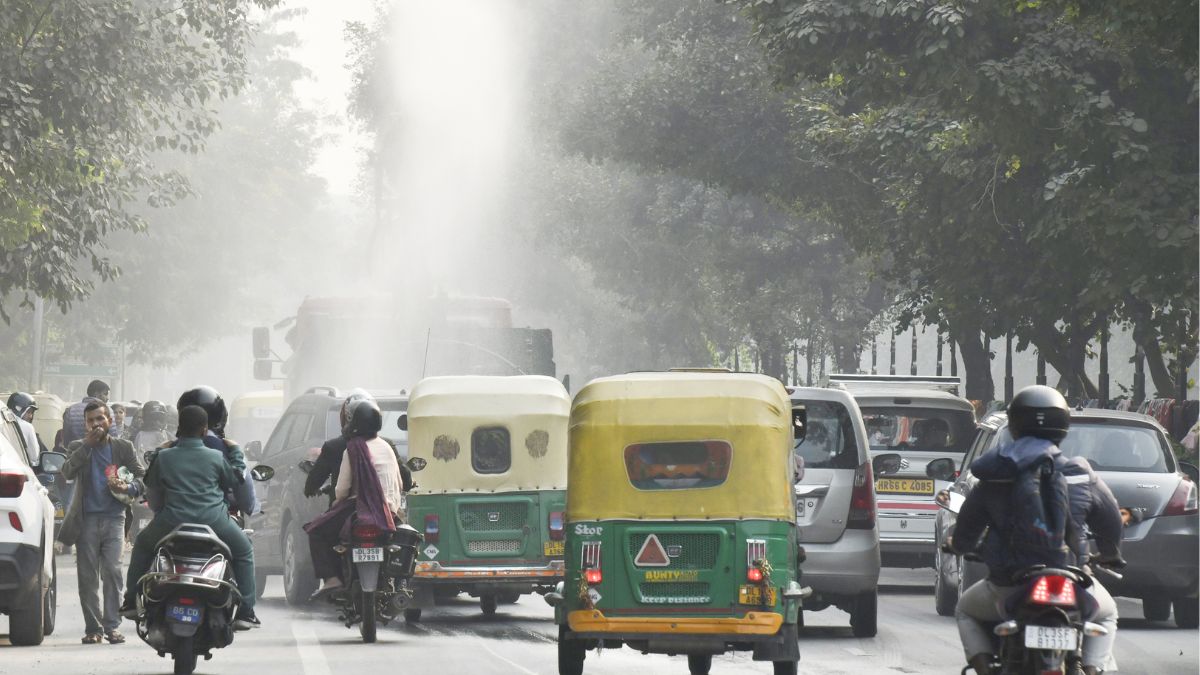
281;0;375;196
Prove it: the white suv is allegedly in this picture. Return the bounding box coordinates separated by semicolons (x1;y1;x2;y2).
0;406;60;645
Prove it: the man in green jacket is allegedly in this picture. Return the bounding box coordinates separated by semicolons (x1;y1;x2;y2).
119;405;260;629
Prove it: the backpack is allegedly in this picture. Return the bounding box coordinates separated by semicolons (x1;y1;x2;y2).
1007;456;1071;570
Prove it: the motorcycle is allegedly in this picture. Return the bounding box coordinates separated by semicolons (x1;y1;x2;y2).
299;457;425;643
130;465;274;675
937;490;1118;675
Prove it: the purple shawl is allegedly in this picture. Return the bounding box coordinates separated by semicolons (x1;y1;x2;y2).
304;437;396;539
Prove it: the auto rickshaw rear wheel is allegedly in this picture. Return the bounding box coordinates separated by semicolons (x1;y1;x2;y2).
687;654;712;674
557;625;585;675
772;660;798;675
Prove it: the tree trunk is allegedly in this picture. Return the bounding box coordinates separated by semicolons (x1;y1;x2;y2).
1029;322;1099;400
951;327;995;402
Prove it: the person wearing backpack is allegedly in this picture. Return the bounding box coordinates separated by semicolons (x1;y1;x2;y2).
948;385;1122;675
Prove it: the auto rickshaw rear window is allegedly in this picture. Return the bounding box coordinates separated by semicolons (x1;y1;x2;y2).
471;426;511;474
623;440;732;490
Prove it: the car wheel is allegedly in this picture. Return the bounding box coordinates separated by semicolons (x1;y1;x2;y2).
282;524;318;605
934;552;958;617
558;625;585;675
10;550;46;646
1143;596;1171;622
255;570;268;599
850;588;878;638
42;555;57;636
1173;597;1198;629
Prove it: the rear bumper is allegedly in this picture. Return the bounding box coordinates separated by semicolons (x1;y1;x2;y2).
414;559;564;583
566;608;783;637
1107;516;1199;598
801;529;880;597
0;542;42;610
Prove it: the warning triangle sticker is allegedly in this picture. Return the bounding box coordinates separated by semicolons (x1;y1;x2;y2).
634;534;671;567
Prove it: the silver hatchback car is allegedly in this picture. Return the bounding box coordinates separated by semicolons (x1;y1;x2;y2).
933;409;1199;627
790;387;881;637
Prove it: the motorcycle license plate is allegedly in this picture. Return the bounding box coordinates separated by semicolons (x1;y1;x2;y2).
352;547;384;563
167;604;202;625
1024;625;1077;650
543;541;564;557
738;585;777;606
55;506;64;519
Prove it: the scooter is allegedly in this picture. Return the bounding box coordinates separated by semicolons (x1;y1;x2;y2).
131;465;274;675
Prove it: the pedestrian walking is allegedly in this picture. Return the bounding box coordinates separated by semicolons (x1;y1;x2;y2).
59;401;145;645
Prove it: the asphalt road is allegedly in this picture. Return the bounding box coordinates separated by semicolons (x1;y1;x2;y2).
3;555;1196;674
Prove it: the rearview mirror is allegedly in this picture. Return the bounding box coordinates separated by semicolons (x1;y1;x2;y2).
250;465;275;482
37;451;66;475
925;457;958;482
791;407;807;442
397;413;408;432
298;459;315;474
252;326;271;359
244;440;263;462
407;456;427;472
872;452;903;477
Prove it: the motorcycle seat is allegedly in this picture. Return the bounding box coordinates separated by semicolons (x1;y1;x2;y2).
155;523;233;559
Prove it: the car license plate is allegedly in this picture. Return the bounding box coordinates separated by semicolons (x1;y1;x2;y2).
795;499;806;518
875;478;935;495
352;547;384;563
167;604;201;625
1024;625;1077;650
543;540;564;557
738;585;777;606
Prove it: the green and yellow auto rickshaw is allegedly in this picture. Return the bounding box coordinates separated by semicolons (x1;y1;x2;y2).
552;371;806;675
403;375;570;621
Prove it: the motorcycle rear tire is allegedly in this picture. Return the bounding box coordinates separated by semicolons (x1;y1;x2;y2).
361;591;377;643
173;635;197;675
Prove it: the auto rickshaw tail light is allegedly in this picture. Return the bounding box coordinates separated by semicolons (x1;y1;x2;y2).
584;568;602;585
424;514;440;544
746;566;764;583
847;461;876;530
548;511;565;541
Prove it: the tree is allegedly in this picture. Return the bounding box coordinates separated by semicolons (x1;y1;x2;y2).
0;0;279;319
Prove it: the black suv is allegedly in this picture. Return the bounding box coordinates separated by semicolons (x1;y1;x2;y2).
246;387;408;605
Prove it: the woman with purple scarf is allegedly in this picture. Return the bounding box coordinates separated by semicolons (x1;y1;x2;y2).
305;400;403;600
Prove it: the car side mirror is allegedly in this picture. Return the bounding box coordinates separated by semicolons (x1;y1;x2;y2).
935;488;965;514
250;465;275;482
407;456;426;472
244;440;263;462
252;326;271;359
297;459;315;474
926;457;958;482
38;451;66;475
1180;461;1199;484
872;452;903;477
791;407;807;442
397;413;408;432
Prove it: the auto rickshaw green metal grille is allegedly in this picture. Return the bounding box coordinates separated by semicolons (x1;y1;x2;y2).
458;503;529;531
626;533;721;569
637;582;710;602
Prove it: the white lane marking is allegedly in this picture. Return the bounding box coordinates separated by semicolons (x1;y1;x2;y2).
291;620;333;675
475;638;541;675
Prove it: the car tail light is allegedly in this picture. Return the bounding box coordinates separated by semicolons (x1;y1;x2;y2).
1163;480;1198;517
548;511;564;541
352;523;381;545
1029;575;1076;606
8;512;22;532
847;461;876;529
0;472;25;498
423;514;440;544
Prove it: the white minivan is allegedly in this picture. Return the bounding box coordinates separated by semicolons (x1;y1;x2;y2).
790;386;881;637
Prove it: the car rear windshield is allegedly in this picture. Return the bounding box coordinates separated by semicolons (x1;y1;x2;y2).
993;422;1172;473
793;401;860;470
862;406;975;454
624;440;732;490
323;399;409;457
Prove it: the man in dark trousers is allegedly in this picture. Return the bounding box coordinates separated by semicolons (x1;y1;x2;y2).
120;406;261;629
60;402;145;645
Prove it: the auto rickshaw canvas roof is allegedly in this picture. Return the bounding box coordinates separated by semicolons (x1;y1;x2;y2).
407;375;570;494
568;371;796;522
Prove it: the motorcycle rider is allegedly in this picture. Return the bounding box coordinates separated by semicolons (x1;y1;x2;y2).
132;400;173;455
305;399;404;600
304;390;412;504
7;392;47;463
949;386;1124;675
120;405;260;629
176;386;259;517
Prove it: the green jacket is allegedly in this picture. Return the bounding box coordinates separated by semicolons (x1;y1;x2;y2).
58;436;144;546
145;436;240;526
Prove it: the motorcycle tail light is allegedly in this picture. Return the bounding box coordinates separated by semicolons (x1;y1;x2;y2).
8;512;22;532
847;461;876;529
1163;480;1198;517
353;523;381;540
177;597;196;606
1029;575;1076;606
0;472;25;498
423;514;440;544
548;511;565;541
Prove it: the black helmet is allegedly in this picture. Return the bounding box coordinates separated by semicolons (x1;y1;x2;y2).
344;399;383;438
1008;385;1071;443
177;386;227;433
6;392;36;419
141;400;168;431
340;388;375;427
